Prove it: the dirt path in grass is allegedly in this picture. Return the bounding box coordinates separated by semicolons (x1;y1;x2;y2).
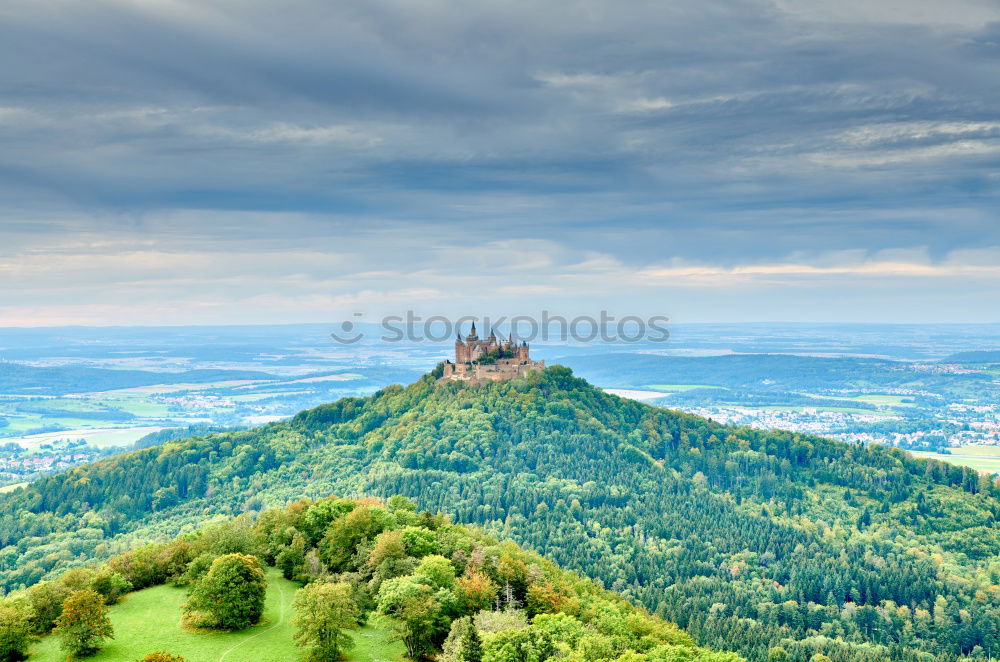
216;580;289;662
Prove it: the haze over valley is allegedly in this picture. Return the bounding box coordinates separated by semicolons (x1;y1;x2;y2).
3;0;1000;661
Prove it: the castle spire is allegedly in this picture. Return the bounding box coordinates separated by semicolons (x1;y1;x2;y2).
440;315;544;381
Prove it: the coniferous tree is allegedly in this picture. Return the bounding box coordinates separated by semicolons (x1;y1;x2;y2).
459;619;483;662
5;367;1000;661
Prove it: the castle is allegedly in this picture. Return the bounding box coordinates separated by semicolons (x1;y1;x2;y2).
439;322;544;382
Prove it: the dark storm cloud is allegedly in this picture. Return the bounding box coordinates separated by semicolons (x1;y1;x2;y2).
1;0;999;323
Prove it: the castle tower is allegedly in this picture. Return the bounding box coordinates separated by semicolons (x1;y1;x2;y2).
517;340;529;361
440;317;544;383
455;331;469;363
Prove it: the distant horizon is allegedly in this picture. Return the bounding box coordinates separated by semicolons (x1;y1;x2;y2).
3;320;1000;330
2;320;998;365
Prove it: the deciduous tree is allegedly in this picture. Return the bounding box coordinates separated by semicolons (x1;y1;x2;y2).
0;604;30;662
292;582;359;661
184;553;266;630
55;590;113;658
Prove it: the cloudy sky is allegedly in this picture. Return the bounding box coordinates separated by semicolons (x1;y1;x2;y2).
1;0;999;326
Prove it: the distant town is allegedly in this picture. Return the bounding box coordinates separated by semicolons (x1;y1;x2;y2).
3;324;1000;486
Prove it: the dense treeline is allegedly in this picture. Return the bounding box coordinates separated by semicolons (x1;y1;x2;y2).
2;367;1000;661
129;425;242;450
1;496;737;661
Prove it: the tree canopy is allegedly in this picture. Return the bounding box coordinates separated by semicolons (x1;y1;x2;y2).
183;553;267;630
3;367;1000;660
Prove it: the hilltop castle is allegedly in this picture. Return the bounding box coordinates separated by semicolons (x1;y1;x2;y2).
439;322;544;382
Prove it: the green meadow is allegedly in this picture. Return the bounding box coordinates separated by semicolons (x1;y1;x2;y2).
852;394;917;407
97;380;269;396
644;384;725;392
944;445;1000;457
910;446;1000;474
798;393;916;409
28;569;404;662
4;426;166;451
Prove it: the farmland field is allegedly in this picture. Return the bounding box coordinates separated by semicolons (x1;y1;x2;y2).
909;447;1000;474
5;426;168;450
942;445;1000;457
798;393;917;408
1;357;420;485
644;383;726;392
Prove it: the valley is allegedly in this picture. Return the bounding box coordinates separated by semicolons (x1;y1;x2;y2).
4;2;997;661
4;367;1000;660
3;324;1000;488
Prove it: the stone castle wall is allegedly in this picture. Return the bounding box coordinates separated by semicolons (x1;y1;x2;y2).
443;325;543;383
440;358;545;383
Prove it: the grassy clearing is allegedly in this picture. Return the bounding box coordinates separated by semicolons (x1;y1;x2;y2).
98;380;271;396
0;482;26;493
0;415;123;438
5;426;167;450
352;615;407;662
29;568;403;662
909;450;1000;474
948;445;1000;457
284;374;363;384
853;395;917;407
644;384;724;392
227;391;312;403
602;389;669;402
799;393;916;408
810;406;894;415
17;398;104;413
96;396;172;418
0;395;172;437
0;414;47;434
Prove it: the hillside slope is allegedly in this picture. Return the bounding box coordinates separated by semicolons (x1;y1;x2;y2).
3;367;999;661
15;496;737;662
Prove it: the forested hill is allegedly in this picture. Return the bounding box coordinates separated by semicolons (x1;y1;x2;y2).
3;366;1000;661
5;496;740;662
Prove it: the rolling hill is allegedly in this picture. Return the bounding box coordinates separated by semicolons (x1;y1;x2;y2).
2;366;999;661
14;496;737;662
